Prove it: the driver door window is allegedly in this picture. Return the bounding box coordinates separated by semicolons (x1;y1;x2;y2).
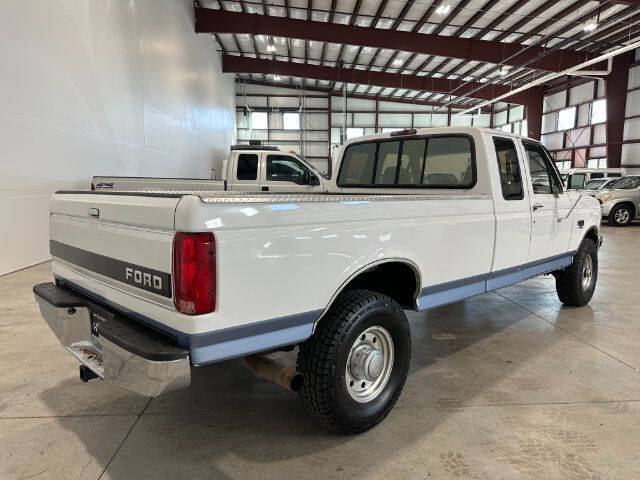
266;155;306;184
525;145;563;195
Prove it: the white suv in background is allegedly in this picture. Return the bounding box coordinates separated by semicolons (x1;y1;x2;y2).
598;176;640;226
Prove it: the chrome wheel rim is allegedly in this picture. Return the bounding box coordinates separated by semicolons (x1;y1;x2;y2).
345;326;394;403
615;208;630;224
582;254;593;291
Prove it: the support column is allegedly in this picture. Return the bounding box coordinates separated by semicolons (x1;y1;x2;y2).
524;87;543;140
374;96;379;134
327;93;332;177
606;53;633;168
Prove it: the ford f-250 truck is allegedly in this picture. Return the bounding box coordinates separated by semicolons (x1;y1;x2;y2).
34;127;602;434
91;145;327;193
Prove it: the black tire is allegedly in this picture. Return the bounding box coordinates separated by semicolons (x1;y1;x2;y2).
296;289;411;434
555;238;598;307
607;203;634;226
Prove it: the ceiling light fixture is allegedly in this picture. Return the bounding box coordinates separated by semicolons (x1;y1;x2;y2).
266;44;277;53
583;22;598;32
393;58;403;67
436;4;451;15
273;75;281;81
499;67;510;77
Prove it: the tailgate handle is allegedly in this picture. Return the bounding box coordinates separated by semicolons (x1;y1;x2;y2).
87;208;100;218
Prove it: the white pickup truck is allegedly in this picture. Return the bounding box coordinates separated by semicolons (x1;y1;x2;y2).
34;127;602;434
91;145;327;193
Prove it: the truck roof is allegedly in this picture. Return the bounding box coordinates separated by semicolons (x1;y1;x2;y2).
229;144;280;152
340;126;533;148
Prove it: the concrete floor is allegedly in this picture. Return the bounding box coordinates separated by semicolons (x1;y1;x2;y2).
1;226;640;480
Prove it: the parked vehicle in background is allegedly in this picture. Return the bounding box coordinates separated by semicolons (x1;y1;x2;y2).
562;168;624;190
92;145;327;193
581;178;619;197
597;175;640;226
34;126;602;434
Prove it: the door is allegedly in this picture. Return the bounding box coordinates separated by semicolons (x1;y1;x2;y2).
229;153;261;191
262;154;319;192
489;137;532;285
522;142;573;262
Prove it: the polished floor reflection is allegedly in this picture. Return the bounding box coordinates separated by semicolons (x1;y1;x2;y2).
2;225;640;479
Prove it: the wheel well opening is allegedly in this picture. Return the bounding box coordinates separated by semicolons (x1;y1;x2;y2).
584;227;599;246
340;262;419;310
615;202;636;216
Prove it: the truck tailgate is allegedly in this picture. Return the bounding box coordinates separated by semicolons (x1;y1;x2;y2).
49;192;182;307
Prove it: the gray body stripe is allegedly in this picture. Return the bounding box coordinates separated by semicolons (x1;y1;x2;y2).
417;251;574;311
58;252;575;366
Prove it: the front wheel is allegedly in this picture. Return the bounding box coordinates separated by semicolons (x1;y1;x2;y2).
296;289;411;434
555;238;598;306
608;204;633;226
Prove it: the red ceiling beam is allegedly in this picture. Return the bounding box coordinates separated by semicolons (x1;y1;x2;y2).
197;8;603;73
234;78;491;111
224;56;531;103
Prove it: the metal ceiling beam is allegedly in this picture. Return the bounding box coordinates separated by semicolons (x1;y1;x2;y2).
224;56;531;103
234;78;490;111
196;8;604;72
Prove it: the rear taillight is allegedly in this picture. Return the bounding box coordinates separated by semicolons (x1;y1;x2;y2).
173;232;216;315
90;183;95;191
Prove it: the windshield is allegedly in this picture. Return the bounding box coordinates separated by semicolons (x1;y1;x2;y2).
610;176;640;189
294;154;330;179
583;179;607;189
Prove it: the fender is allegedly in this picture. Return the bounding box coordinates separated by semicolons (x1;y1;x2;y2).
312;258;422;332
577;225;602;250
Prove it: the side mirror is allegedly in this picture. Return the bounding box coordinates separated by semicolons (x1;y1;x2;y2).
309;174;320;186
302;169;311;185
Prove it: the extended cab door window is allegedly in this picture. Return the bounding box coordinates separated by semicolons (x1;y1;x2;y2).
236;154;258;181
493;137;523;200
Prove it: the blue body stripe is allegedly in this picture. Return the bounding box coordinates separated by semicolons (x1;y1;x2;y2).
416;251;574;310
59;251;574;366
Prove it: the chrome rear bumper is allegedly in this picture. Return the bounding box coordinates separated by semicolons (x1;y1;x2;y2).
33;283;190;397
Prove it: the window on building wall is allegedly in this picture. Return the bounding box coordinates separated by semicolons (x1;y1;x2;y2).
590;99;606;124
346;128;364;139
381;128;403;133
250;111;268;130
283;112;300;130
587;158;607;169
557;107;576;130
521;120;528;137
556;160;571;171
501;124;512;133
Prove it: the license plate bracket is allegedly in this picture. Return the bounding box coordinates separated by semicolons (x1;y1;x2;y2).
90;312;107;341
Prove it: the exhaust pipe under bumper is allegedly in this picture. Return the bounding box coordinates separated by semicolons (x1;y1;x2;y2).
244;355;304;392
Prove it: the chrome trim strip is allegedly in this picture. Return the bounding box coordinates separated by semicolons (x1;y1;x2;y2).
198;192;492;204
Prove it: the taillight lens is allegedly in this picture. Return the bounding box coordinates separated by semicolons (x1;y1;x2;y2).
173;232;216;315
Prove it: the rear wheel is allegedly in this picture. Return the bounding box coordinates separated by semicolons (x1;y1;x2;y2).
608;204;633;226
555;238;598;306
296;289;411;434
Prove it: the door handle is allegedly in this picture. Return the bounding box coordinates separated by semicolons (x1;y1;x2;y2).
261;186;269;192
532;203;544;211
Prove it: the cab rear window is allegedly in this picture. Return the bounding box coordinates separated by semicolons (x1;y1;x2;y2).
337;135;475;188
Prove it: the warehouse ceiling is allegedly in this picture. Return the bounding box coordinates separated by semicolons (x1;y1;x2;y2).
195;0;640;108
